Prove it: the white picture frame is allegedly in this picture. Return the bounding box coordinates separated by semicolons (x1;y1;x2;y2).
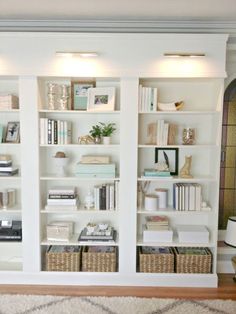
87;87;115;112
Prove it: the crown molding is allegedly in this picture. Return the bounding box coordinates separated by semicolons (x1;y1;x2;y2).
0;19;236;36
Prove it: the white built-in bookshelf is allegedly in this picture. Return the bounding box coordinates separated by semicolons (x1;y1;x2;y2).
0;32;228;287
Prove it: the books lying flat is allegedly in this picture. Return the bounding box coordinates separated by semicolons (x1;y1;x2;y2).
45;205;78;211
48;186;76;195
143;226;173;243
0;168;18;176
78;227;116;241
176;225;209;243
143;169;172;177
47;198;78;205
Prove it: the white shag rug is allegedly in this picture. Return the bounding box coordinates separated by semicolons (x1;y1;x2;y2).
0;295;235;314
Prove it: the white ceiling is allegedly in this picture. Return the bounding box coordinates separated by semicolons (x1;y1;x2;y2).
0;0;236;20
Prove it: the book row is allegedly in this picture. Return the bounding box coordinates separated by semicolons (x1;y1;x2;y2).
138;85;158;112
173;183;202;211
40;118;72;145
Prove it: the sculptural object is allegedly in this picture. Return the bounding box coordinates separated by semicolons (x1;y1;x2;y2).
180;155;193;178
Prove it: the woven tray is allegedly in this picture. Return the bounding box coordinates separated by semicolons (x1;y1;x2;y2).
46;245;81;272
174;247;212;274
139;247;175;273
82;246;117;272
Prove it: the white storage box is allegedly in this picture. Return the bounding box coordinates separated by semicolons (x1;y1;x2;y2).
46;221;74;242
143;227;173;243
176;225;209;244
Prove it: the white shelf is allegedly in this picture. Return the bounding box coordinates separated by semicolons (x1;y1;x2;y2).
0;174;21;180
138;176;216;182
138;144;218;149
40;144;120;148
137;235;214;247
0;109;20;113
137;209;211;214
41;234;119;246
39;110;120;114
138;111;220;115
0;205;22;213
40;175;120;181
0;143;21;147
41;208;117;214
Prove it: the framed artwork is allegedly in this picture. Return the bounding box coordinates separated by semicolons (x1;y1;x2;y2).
155;147;179;175
71;81;95;110
5;121;20;143
87;87;115;112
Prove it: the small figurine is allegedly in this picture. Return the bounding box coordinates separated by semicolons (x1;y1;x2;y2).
180;155;193;178
78;135;95;144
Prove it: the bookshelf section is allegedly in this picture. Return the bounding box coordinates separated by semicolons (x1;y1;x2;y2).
0;77;22;272
38;77;120;272
136;77;223;275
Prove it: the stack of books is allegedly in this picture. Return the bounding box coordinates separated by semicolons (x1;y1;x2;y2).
142;168;171;178
78;224;116;242
173;183;203;211
0;154;19;176
39;118;72;145
0;94;19;110
45;186;78;210
93;182;119;210
143;215;173;243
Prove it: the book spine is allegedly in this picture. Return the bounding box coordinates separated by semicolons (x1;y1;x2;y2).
106;184;110;210
100;185;106;210
109;183;115;210
54;120;58;144
48;119;52;145
48;194;75;199
115;181;119;210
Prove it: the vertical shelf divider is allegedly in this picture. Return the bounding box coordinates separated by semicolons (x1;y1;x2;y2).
19;76;41;272
119;77;139;274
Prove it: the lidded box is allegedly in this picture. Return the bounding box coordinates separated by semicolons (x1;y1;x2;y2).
46;221;74;241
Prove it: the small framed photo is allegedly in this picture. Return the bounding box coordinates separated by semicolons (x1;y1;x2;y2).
5;122;20;143
87;87;115;112
155;148;179;175
71;81;95;110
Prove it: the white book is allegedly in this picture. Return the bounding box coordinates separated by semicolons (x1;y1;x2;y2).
153;88;158;111
163;123;169;146
115;181;119;210
184;184;190;211
51;120;55;145
44;118;48;144
109;184;115;210
195;183;202;211
138;84;142;111
47;198;77;205
106;184;110;210
189;184;196;211
45;204;78;211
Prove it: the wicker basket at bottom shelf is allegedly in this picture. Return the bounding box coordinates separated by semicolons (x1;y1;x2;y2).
46;246;81;272
82;246;117;272
174;247;212;274
139;247;175;273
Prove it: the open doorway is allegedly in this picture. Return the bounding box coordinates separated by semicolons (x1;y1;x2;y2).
219;79;236;229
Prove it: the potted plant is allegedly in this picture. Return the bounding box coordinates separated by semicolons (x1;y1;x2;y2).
89;124;102;144
99;122;116;144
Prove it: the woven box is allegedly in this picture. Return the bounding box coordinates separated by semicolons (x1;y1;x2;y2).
174;247;212;274
139;246;174;273
82;246;117;272
46;245;81;272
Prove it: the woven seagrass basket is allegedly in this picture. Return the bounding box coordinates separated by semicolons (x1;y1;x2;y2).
139;247;175;273
82;246;117;272
174;247;212;274
46;245;81;272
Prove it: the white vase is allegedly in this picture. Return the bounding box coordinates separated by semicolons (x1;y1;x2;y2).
102;136;111;145
54;157;69;176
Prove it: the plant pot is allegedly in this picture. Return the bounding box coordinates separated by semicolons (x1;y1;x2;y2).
94;136;101;144
102;136;111;145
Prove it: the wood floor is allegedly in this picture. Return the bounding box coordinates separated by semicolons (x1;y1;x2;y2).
0;274;236;299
